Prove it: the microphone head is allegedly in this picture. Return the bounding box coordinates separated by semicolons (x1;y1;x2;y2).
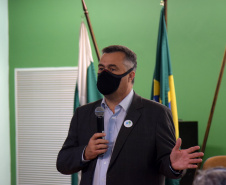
95;107;104;117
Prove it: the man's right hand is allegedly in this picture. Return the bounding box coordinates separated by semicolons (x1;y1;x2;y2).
84;133;109;160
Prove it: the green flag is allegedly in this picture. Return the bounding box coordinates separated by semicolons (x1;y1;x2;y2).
72;21;102;185
151;6;180;185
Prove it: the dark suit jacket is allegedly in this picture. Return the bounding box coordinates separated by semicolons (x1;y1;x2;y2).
57;93;181;185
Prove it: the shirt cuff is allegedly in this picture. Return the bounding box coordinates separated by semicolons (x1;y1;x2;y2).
81;146;90;163
169;162;183;175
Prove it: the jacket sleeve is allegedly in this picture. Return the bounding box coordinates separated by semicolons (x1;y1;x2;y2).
155;106;182;179
56;108;89;174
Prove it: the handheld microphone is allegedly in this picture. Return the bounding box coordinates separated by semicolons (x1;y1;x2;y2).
95;106;105;138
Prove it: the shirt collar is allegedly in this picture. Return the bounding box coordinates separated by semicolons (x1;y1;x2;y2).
101;89;134;112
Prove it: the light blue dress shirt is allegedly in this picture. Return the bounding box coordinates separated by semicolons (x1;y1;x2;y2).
92;89;134;185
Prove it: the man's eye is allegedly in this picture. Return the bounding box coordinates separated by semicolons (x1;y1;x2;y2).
110;68;116;72
98;67;104;71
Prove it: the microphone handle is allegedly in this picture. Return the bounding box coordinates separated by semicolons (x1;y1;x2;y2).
97;117;104;139
97;116;105;157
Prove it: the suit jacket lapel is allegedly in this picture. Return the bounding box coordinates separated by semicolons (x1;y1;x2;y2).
108;93;143;169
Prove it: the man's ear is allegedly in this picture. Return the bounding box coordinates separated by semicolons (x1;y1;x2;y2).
129;71;135;83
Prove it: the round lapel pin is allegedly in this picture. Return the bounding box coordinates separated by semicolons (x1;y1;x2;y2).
124;120;133;128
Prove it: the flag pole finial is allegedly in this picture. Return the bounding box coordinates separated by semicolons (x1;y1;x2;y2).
162;0;168;28
81;0;101;61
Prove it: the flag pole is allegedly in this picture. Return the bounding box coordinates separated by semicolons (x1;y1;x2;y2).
81;0;101;61
164;0;168;28
195;48;226;174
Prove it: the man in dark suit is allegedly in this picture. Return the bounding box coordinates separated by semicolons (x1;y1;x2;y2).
57;45;204;185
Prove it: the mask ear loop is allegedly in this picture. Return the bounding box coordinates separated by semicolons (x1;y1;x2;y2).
107;67;134;78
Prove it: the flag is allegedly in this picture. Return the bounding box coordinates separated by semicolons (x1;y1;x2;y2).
151;6;179;185
72;21;102;185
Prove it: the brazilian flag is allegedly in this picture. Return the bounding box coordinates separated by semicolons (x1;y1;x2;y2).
151;6;180;185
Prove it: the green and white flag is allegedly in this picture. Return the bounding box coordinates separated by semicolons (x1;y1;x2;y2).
72;21;102;185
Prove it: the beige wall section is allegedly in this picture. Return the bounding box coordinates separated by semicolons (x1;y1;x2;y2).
0;0;10;184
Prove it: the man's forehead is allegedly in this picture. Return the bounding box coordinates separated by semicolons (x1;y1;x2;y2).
100;52;125;61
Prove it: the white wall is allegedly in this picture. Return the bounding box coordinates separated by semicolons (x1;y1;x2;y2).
0;0;11;184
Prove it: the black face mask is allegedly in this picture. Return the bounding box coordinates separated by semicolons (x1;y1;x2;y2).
97;67;134;95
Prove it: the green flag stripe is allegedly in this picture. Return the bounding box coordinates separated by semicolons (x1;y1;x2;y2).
87;62;102;103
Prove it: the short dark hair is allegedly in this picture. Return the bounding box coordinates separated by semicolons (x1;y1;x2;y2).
193;167;226;185
102;45;137;83
102;45;137;71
